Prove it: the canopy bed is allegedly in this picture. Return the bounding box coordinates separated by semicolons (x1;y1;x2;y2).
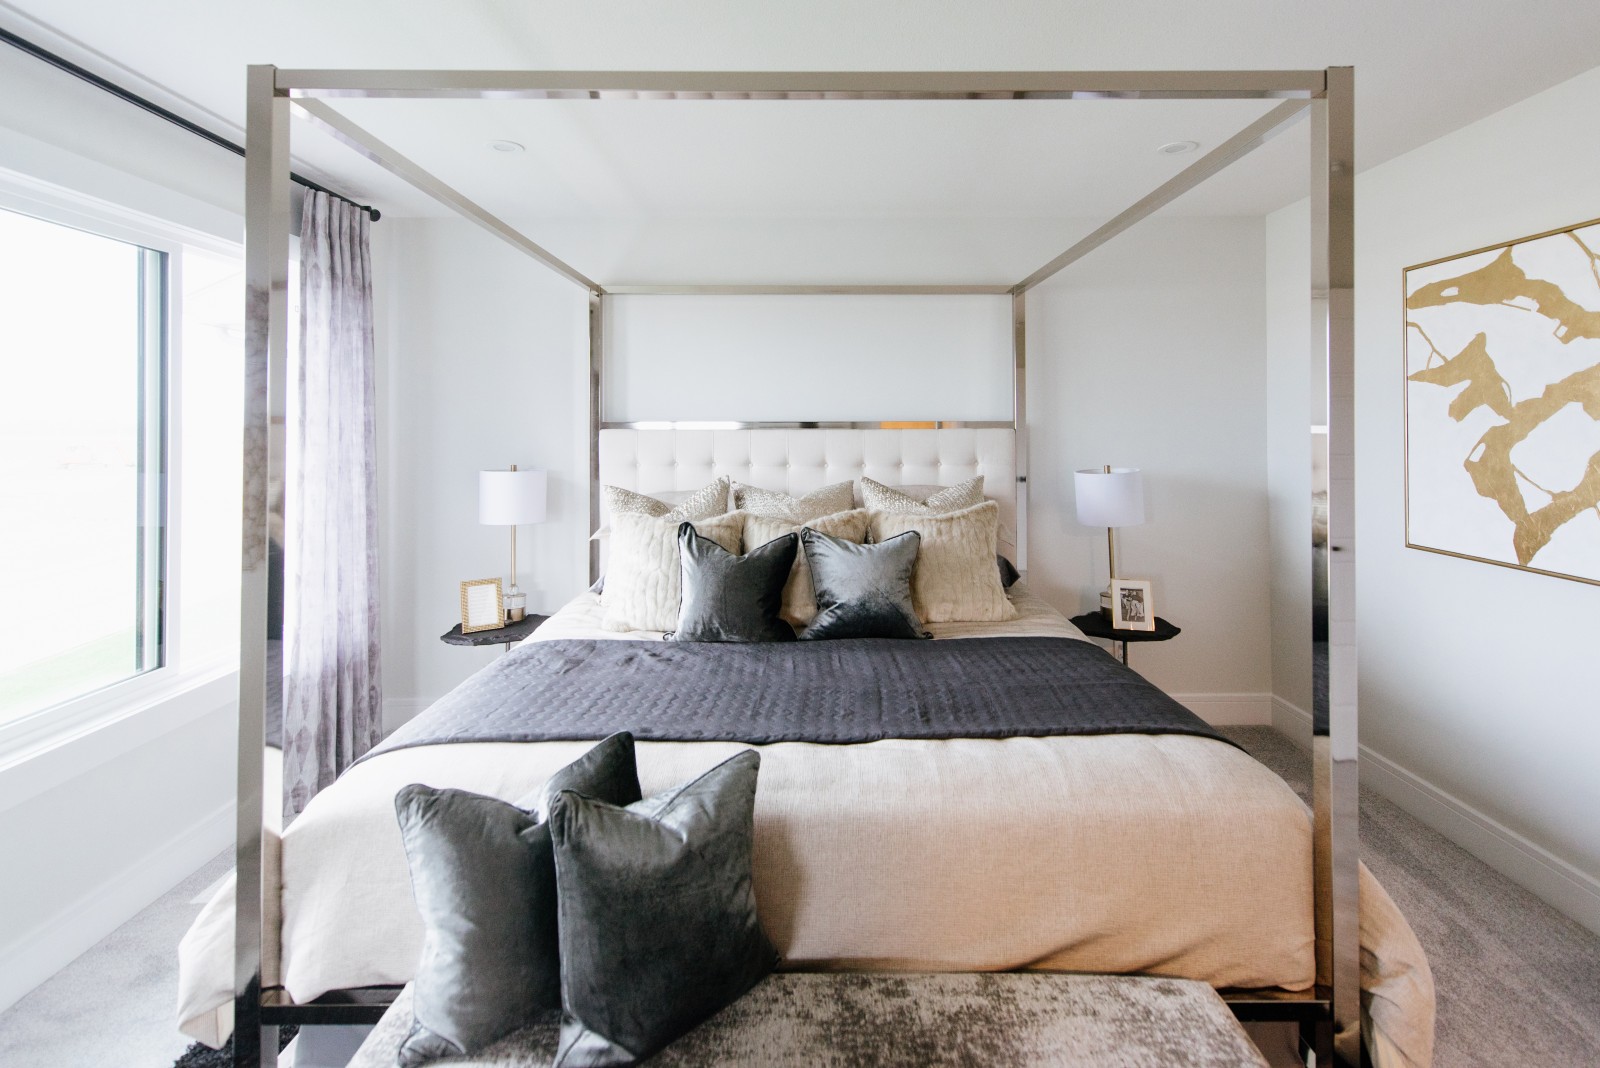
207;66;1370;1067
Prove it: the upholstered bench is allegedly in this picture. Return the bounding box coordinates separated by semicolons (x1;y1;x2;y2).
348;973;1270;1067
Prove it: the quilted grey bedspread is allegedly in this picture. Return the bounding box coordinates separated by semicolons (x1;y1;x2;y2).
364;637;1229;760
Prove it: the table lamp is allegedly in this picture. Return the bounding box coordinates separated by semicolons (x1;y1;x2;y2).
479;465;547;622
1074;465;1145;617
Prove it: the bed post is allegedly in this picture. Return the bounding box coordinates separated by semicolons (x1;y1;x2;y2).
1011;290;1028;574
238;62;289;1068
588;288;604;585
1311;65;1359;1063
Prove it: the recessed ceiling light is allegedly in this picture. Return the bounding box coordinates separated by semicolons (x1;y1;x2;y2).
488;140;525;153
1158;140;1199;155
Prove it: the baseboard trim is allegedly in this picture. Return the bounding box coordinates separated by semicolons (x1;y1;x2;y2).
1269;696;1600;936
1173;692;1274;726
0;799;235;1014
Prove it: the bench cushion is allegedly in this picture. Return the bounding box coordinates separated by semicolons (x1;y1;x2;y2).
350;973;1269;1067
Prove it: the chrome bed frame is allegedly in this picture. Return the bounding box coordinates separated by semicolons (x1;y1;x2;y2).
238;67;1356;1065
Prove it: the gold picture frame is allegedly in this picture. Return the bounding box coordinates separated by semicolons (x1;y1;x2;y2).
1110;578;1156;632
1403;215;1600;586
459;578;505;633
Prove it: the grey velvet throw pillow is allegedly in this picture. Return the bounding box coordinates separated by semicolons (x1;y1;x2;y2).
393;733;642;1067
669;522;798;642
799;528;929;640
548;750;777;1067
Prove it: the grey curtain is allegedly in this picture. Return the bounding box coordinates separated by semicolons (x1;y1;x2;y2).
283;191;382;820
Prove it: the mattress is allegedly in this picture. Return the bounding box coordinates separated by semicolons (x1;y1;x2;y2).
178;584;1432;1068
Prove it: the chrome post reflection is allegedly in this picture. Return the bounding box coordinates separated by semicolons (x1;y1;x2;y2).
1310;65;1359;1062
588;290;604;585
237;63;289;1068
1012;290;1028;574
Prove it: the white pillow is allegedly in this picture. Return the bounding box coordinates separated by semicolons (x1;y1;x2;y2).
744;509;870;628
869;500;1016;623
733;481;856;522
858;475;985;515
602;511;744;633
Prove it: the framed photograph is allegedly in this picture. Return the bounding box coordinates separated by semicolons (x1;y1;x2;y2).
459;578;505;633
1404;216;1600;586
1110;578;1155;632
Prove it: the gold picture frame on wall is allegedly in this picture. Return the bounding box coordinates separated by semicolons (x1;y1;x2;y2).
459;578;505;633
1403;215;1600;586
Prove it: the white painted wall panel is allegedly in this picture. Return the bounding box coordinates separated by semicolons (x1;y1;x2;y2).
606;295;1012;422
1266;63;1600;930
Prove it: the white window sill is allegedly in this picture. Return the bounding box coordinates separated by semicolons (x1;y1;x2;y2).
0;663;240;816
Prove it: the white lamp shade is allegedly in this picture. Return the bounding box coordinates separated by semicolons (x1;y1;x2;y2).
1074;467;1145;528
479;469;548;525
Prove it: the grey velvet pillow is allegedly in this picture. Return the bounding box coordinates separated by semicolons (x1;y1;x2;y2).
393;733;642;1067
548;750;777;1067
799;527;929;640
669;522;797;643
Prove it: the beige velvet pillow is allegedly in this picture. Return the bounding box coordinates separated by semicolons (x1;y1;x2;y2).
602;511;744;633
859;475;985;515
733;481;856;522
868;500;1016;623
745;509;870;628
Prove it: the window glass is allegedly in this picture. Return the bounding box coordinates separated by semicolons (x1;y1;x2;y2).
0;208;166;723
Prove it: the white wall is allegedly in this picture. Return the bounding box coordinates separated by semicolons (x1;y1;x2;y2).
378;216;1274;725
0;44;246;1012
1028;218;1273;719
607;294;1013;422
1266;64;1600;932
376;219;590;723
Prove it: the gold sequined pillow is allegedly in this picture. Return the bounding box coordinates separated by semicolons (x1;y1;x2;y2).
732;481;855;523
859;475;985;515
603;477;729;522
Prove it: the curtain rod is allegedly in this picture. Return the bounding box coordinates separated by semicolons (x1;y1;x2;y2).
0;25;381;221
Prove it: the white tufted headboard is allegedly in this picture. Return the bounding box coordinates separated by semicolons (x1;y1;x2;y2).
598;427;1019;560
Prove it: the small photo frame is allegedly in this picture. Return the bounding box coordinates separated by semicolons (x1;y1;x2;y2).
459;578;505;633
1110;578;1155;632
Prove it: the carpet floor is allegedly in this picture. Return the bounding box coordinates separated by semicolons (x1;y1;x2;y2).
1222;726;1600;1066
0;727;1594;1067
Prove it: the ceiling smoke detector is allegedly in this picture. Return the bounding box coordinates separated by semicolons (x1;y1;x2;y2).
1158;140;1200;155
488;140;525;153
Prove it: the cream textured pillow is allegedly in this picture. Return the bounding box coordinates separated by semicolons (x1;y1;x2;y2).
869;500;1016;623
859;475;985;515
602;511;744;633
744;509;870;628
604;478;729;522
733;481;855;522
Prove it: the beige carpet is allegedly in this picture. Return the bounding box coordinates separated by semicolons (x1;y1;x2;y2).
1223;727;1600;1066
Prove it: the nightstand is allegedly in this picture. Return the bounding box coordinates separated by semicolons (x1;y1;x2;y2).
1069;612;1180;668
440;614;548;652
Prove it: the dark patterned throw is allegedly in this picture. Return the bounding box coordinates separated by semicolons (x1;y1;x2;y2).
364;636;1232;760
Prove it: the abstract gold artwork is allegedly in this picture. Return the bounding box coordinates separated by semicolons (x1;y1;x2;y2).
1405;217;1600;585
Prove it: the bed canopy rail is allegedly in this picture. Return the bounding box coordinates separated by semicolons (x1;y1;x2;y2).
239;65;1355;1067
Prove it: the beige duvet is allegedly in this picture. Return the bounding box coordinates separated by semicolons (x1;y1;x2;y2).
178;585;1432;1066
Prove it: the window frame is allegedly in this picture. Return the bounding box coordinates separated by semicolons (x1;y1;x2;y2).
0;171;243;762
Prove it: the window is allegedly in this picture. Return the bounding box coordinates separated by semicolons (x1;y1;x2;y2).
0;209;167;724
0;187;247;742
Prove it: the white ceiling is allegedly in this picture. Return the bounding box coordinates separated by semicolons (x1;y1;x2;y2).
3;0;1597;278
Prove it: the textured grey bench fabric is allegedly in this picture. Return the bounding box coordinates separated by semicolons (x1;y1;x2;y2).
348;973;1270;1067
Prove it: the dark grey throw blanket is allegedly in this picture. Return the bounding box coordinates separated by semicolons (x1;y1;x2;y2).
364;637;1231;761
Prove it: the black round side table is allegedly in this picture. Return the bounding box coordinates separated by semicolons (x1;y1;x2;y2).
1069;612;1180;668
440;614;548;651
